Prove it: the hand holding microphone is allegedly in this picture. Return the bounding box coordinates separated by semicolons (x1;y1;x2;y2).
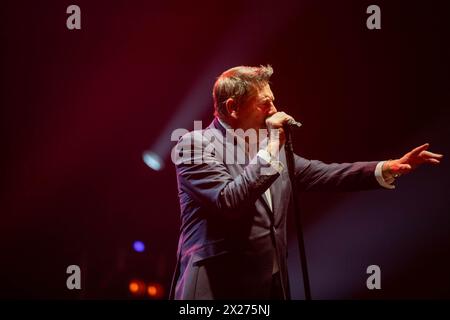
265;111;302;129
265;112;302;151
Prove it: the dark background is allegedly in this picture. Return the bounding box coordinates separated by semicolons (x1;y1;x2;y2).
1;0;449;299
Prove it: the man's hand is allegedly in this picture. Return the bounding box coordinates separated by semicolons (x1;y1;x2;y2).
265;112;296;152
383;143;444;179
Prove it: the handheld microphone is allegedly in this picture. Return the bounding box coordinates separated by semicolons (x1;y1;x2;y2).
286;118;302;128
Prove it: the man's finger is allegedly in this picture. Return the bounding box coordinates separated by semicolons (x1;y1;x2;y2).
426;158;441;165
397;164;412;174
420;150;444;159
410;143;429;156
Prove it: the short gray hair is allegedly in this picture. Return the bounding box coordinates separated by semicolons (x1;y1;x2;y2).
213;65;273;118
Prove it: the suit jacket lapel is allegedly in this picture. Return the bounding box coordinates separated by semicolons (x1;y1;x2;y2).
210;118;274;218
270;175;282;222
271;149;289;225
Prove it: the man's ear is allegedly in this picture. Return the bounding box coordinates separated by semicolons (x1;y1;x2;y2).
225;98;238;119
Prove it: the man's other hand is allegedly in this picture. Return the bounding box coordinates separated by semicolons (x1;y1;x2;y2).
383;143;444;179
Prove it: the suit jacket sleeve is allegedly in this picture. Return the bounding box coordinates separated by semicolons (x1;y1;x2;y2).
175;131;280;217
294;154;381;191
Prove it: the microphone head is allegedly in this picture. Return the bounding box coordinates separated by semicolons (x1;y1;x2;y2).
287;118;302;128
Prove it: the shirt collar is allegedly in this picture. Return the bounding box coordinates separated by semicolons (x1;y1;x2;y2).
217;117;232;130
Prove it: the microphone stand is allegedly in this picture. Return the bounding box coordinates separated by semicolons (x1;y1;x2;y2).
284;125;312;300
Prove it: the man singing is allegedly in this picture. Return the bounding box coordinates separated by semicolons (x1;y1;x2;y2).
169;65;443;300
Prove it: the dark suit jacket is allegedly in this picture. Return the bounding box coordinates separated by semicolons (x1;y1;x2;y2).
170;118;381;299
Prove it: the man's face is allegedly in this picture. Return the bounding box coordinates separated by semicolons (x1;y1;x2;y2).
236;83;277;131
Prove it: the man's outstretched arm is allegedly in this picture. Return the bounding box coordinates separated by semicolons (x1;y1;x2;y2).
293;143;443;192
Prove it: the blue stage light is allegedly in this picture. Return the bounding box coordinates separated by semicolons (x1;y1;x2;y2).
142;151;164;171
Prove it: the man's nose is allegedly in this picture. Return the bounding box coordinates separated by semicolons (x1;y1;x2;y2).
267;105;277;116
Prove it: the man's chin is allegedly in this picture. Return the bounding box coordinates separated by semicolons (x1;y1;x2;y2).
249;124;266;131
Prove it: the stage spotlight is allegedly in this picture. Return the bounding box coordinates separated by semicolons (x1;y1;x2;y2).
142;151;164;171
129;279;146;296
133;240;145;253
147;283;164;299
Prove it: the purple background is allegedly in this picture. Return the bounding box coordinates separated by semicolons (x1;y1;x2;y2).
1;0;449;299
